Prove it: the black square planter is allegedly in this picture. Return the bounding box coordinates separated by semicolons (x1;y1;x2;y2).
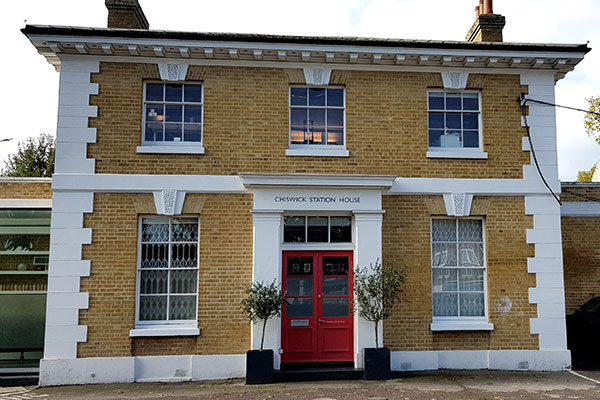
246;349;274;384
364;347;391;380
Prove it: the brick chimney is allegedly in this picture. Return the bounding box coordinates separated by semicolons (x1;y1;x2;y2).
105;0;149;29
465;0;505;42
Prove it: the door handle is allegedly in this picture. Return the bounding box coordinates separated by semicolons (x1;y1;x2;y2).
318;319;326;323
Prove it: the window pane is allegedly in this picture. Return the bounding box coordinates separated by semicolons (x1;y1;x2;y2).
432;243;457;267
169;295;197;320
165;84;182;102
429;113;444;129
432;268;458;292
287;278;313;297
327;89;344;107
170;270;198;294
458;243;484;266
291;108;307;127
286;256;313;276
327;109;344;127
184;85;202;102
330;216;351;242
323;278;348;296
184;106;202;123
146;104;164;122
441;132;461;148
142;220;169;242
458;220;483;242
327;128;344;145
463;93;479;111
145;122;163;142
139;295;167;321
307;216;328;242
171;243;197;268
287;298;313;317
171;219;198;242
141;243;168;268
309;127;324;145
165;123;183;142
322;298;348;317
446;113;461;129
463;131;479;148
146;83;163;101
184;124;202;142
459;293;485;316
309;109;325;128
284;216;306;243
429;130;443;147
166;105;183;122
432;220;456;242
140;270;168;294
432;293;458;316
322;257;349;275
290;127;307;144
291;88;308;106
463;113;478;130
429;92;444;110
446;93;461;110
459;269;484;292
309;88;326;106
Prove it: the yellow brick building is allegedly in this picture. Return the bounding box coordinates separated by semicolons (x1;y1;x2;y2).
19;0;591;385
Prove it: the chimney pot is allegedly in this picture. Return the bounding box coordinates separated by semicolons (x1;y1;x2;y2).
466;0;505;42
475;6;480;18
483;0;493;14
105;0;149;29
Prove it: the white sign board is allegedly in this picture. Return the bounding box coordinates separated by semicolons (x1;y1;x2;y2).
253;188;381;211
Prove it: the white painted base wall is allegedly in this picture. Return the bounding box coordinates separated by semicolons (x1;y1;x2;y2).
39;350;570;386
391;350;571;371
39;354;245;386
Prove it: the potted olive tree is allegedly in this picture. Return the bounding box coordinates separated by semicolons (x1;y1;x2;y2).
240;280;286;384
353;260;406;380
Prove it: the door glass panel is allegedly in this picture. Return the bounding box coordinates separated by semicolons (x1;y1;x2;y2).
322;298;348;317
287;298;313;317
322;278;348;296
286;257;313;275
322;257;348;275
287;278;313;297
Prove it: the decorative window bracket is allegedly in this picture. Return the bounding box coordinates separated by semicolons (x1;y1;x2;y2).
443;193;473;216
303;66;332;85
441;71;469;90
153;190;186;215
158;63;189;81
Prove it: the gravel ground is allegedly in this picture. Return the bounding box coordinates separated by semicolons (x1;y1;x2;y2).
2;370;600;400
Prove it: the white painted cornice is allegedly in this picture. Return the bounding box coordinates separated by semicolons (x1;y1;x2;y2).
239;173;396;189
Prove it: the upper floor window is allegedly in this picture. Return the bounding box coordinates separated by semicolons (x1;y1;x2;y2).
143;83;203;146
428;91;481;151
289;87;345;148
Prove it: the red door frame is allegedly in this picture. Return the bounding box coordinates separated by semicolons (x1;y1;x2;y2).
281;250;354;364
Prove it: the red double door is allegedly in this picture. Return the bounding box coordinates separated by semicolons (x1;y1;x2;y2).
281;251;354;363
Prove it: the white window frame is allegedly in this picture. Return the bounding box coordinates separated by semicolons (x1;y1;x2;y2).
130;216;200;337
287;86;349;157
429;217;493;331
426;90;488;159
281;214;354;250
137;81;205;155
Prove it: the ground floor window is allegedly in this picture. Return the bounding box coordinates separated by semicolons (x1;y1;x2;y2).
431;218;486;319
136;217;199;326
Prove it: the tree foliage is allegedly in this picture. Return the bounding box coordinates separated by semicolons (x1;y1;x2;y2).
584;96;600;144
353;260;406;348
240;280;286;351
577;163;597;182
2;134;55;177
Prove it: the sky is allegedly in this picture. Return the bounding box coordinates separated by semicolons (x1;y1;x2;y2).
1;0;599;181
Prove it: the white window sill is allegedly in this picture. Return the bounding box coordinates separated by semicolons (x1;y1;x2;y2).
137;145;205;155
286;148;349;157
427;150;488;159
129;326;200;337
430;321;494;331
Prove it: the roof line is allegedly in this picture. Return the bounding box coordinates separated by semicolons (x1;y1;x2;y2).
21;24;591;54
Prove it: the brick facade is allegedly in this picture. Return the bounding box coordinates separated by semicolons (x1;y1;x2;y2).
88;63;528;179
78;193;253;358
0;180;52;199
382;195;537;351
